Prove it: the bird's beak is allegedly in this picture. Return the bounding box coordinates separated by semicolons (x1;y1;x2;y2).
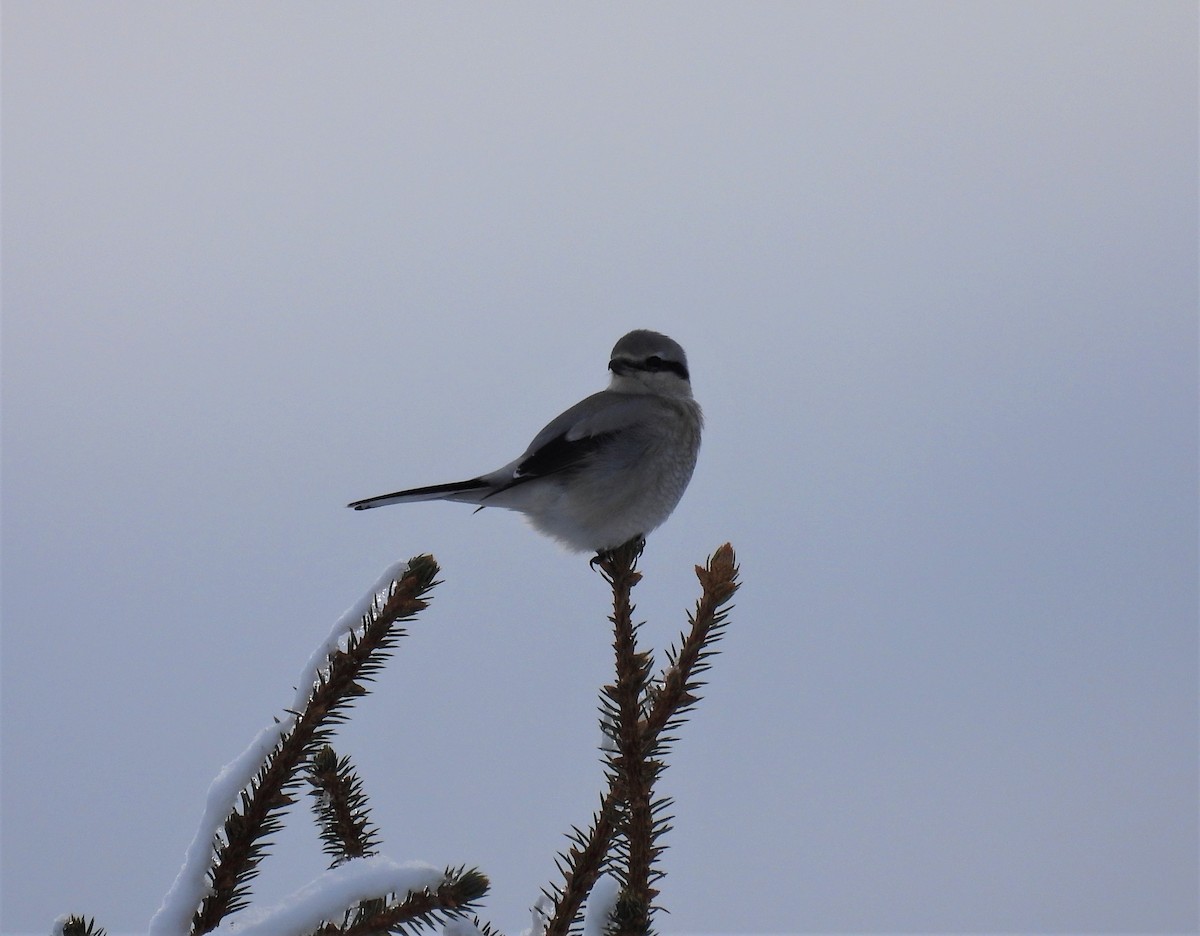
609;358;631;375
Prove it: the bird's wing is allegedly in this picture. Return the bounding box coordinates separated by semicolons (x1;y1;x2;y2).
489;391;652;489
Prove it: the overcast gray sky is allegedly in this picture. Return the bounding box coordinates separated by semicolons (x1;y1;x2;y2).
2;3;1196;934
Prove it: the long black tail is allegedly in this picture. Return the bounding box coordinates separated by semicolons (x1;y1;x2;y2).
347;478;490;510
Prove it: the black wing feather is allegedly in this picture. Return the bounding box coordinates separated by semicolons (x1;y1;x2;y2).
480;430;613;500
516;431;611;478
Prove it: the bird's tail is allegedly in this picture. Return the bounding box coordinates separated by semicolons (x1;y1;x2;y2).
347;478;490;510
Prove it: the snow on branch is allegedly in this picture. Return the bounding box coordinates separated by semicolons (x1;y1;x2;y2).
149;557;446;935
208;857;443;935
65;540;739;936
208;857;487;936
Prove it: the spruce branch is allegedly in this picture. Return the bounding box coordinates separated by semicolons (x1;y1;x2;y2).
644;544;739;742
80;544;734;936
191;556;440;934
309;866;490;936
455;915;507;936
545;542;739;936
600;539;658;935
307;744;381;866
543;793;621;936
58;917;107;936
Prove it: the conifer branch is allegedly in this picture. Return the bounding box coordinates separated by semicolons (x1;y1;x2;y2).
307;744;381;866
543;792;620;936
465;913;509;936
545;542;739;936
644;544;739;741
309;866;490;936
58;917;107;936
599;538;658;934
191;556;440;934
68;545;734;936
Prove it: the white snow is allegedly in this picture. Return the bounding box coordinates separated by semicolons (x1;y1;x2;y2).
598;711;618;754
517;874;618;936
582;873;620;936
522;893;553;936
288;558;412;714
148;561;411;935
147;714;295;935
208;855;444;935
442;918;487;936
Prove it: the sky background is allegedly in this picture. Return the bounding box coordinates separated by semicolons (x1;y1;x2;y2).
2;3;1196;934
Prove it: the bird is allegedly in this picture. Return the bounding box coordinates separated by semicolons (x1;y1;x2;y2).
348;329;703;553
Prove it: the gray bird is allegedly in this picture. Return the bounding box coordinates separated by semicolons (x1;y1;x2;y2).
348;329;703;552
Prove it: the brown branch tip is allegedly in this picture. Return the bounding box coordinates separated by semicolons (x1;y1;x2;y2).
696;543;739;604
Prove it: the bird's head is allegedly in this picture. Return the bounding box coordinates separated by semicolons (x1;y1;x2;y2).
607;329;693;398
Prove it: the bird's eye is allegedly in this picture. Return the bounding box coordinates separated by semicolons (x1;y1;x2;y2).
645;355;664;371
